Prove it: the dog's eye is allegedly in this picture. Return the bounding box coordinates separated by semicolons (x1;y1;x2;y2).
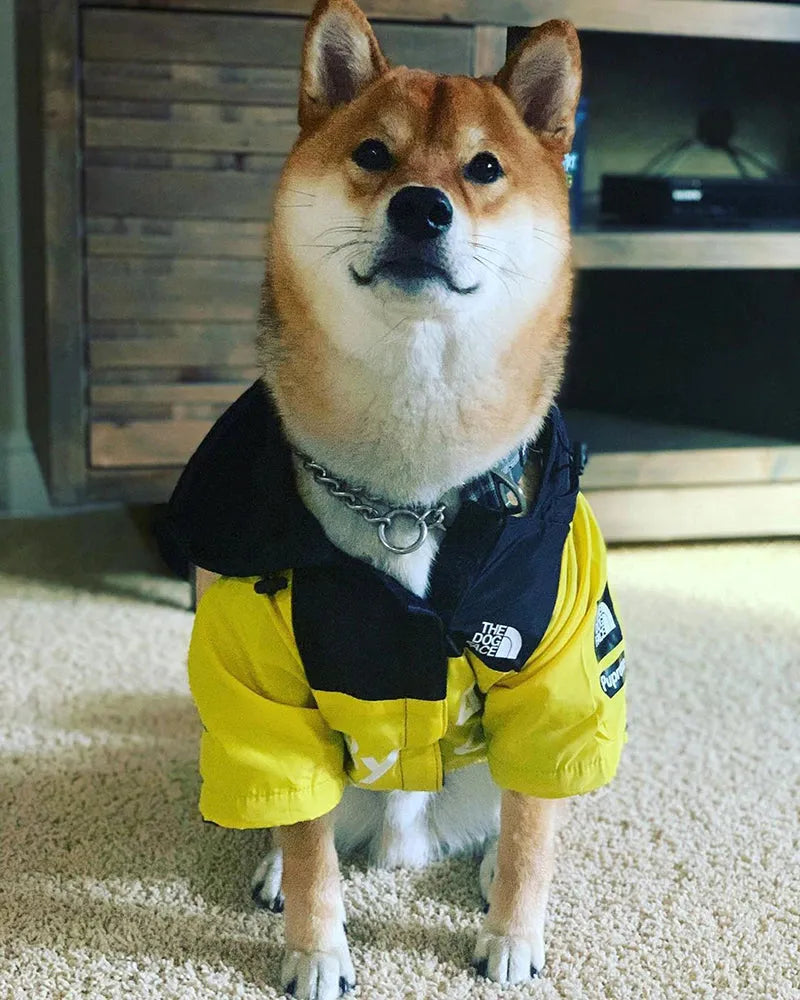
352;139;393;171
464;152;503;184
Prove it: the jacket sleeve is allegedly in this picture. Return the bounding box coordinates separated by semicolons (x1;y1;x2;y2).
188;574;347;828
474;494;627;799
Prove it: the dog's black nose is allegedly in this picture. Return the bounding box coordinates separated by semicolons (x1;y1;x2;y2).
388;186;453;241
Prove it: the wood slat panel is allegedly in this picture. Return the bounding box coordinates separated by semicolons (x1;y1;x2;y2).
90;381;248;404
80;1;800;44
83;10;306;67
91;418;216;466
87;257;263;321
85;166;279;219
85;150;282;171
90;369;259;387
90;256;264;276
83;62;301;106
86;116;299;154
94;403;229;423
82;10;472;74
87;218;267;258
89;322;258;366
87;466;182;503
85;98;297;123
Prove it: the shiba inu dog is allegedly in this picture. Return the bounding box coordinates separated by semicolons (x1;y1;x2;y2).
169;1;627;997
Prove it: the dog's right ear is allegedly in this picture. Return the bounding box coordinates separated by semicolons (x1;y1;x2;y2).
299;0;388;132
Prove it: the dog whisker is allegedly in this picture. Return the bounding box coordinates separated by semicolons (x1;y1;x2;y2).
475;227;569;246
473;254;513;299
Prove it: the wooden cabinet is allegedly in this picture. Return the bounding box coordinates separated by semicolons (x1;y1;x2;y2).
32;0;493;504
28;0;800;539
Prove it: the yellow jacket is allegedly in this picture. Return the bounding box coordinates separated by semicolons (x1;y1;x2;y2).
169;384;627;829
189;493;626;829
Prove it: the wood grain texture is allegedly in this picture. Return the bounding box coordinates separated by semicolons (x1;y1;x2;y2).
83;10;307;67
85;150;283;171
85;166;280;219
91;418;216;467
85;98;298;125
80;1;800;43
90;381;249;405
87;257;263;321
83;61;301;106
85;115;300;154
40;0;87;502
87;218;267;258
87;466;183;502
82;9;473;73
89;321;259;366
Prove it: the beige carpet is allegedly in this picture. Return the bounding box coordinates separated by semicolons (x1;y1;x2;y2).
0;509;798;1000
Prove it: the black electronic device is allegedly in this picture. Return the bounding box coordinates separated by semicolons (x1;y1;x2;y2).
600;174;800;228
599;106;800;228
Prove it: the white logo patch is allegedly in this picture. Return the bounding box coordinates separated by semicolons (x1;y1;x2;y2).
595;601;616;648
600;654;626;698
468;621;523;660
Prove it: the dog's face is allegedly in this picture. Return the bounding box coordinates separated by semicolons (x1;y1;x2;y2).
277;71;570;326
263;0;581;478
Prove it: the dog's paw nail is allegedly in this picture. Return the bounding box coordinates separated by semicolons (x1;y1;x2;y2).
281;947;355;999
251;882;284;912
473;958;489;979
482;902;490;914
531;964;540;978
251;851;284;912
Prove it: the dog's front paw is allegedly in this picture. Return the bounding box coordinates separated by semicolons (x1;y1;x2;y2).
281;944;356;1000
473;925;544;985
251;847;284;912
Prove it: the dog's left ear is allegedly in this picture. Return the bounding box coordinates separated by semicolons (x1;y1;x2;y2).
300;0;388;132
495;20;582;155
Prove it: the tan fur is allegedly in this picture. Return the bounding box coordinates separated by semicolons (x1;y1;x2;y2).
193;567;220;607
278;817;345;953
487;793;561;935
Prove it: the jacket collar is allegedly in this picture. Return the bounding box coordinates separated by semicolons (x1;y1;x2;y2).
167;381;554;580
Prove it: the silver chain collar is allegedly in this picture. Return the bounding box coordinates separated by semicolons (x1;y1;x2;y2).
297;454;447;555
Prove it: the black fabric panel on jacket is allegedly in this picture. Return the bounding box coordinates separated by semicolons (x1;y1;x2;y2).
166;381;582;689
165;382;336;577
292;560;449;702
442;409;579;672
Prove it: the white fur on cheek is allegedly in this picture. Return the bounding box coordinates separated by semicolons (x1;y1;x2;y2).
466;200;569;340
274;175;386;360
